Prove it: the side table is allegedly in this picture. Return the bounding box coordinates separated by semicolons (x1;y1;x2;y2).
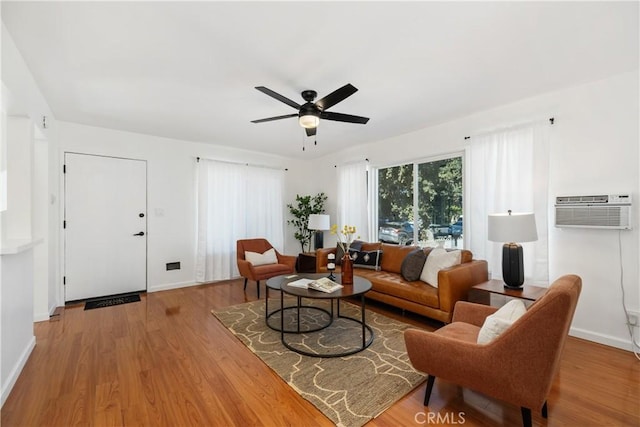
296;252;317;273
469;279;547;308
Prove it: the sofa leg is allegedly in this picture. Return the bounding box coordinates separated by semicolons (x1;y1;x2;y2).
521;407;532;427
256;280;260;298
542;401;548;418
243;278;248;291
423;375;435;406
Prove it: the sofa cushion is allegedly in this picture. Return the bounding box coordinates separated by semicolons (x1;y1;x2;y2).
420;248;461;287
351;249;382;270
362;269;439;308
401;248;427;281
245;248;277;266
477;299;527;344
379;244;418;274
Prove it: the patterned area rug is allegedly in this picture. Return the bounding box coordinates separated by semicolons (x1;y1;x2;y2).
212;298;426;427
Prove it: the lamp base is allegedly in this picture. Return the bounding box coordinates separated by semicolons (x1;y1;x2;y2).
314;231;324;250
502;243;524;289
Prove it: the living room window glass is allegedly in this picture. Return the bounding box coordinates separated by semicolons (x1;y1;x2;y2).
377;155;463;248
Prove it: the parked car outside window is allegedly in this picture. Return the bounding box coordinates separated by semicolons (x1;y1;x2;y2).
448;218;463;237
428;224;450;238
378;221;414;245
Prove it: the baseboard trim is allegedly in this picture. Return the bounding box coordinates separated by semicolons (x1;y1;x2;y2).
33;311;50;322
1;335;36;408
570;326;635;352
147;281;197;293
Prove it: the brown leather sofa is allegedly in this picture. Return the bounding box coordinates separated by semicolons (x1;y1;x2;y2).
316;242;488;323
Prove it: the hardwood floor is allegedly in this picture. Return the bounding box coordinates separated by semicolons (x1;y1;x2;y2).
2;279;639;426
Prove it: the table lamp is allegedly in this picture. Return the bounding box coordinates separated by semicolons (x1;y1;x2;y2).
488;210;538;289
308;214;330;250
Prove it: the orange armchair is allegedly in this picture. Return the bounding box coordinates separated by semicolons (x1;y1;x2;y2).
236;238;296;298
404;275;582;427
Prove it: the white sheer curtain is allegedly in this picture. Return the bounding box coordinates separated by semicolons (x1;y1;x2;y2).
468;122;549;285
336;161;369;241
195;159;285;282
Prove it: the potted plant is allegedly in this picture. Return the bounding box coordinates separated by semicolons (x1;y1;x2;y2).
287;192;327;253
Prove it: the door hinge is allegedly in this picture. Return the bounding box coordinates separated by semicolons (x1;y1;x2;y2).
63;220;66;229
63;164;66;174
63;276;66;285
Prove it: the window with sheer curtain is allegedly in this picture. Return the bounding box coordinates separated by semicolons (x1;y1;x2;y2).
468;121;550;284
336;161;370;242
195;159;285;282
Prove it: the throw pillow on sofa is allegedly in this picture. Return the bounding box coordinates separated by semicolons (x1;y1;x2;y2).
477;299;527;344
401;248;427;281
245;248;278;266
420;248;461;287
350;249;382;270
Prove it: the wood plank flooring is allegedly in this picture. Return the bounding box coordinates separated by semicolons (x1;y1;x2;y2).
2;279;639;426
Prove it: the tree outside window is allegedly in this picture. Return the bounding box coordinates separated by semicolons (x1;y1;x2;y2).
377;156;463;248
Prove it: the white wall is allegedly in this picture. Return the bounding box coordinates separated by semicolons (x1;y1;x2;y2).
306;70;640;351
57;122;295;293
1;23;55;406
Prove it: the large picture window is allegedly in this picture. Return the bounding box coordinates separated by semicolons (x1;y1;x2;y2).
377;155;463;248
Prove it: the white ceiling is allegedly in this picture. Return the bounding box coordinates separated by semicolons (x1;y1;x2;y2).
2;1;638;159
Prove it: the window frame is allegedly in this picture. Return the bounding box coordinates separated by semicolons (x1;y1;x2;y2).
372;150;465;247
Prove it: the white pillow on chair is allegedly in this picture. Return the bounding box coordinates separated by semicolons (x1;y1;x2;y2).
245;248;278;266
477;299;527;344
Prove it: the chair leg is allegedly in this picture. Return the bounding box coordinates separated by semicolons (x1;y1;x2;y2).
423;375;436;406
521;407;532;427
256;280;260;299
243;278;248;291
542;401;548;418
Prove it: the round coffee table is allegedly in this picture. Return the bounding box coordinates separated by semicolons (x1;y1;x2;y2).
272;273;374;358
264;274;333;333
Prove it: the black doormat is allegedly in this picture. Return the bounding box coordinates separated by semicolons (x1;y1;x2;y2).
84;293;141;310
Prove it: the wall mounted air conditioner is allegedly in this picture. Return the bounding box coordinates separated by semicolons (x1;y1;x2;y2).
554;194;632;229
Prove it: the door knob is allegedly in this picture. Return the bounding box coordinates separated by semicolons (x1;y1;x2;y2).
133;231;145;236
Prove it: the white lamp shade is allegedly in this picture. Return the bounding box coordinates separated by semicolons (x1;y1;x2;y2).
488;212;538;243
308;214;330;230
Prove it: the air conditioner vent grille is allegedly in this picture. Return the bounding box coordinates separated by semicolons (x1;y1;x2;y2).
556;195;609;204
555;206;630;228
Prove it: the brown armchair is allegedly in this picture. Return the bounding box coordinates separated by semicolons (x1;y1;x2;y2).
404;274;582;427
236;238;297;298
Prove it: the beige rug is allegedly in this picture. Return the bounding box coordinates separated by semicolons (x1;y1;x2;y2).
212;298;426;427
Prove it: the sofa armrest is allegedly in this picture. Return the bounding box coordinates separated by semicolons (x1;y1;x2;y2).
315;247;337;272
437;260;489;322
452;301;498;326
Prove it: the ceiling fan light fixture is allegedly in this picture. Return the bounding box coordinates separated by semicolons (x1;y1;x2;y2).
299;113;320;129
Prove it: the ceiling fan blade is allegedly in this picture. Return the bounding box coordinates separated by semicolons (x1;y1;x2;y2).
251;113;298;124
305;127;317;137
255;86;301;109
321;111;369;124
316;84;358;111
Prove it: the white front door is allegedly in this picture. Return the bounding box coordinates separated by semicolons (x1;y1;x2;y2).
64;153;147;301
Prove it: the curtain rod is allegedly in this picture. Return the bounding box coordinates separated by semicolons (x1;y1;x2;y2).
196;156;287;171
464;117;555;140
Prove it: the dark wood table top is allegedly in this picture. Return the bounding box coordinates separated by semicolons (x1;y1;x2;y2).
472;279;547;302
267;273;371;299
